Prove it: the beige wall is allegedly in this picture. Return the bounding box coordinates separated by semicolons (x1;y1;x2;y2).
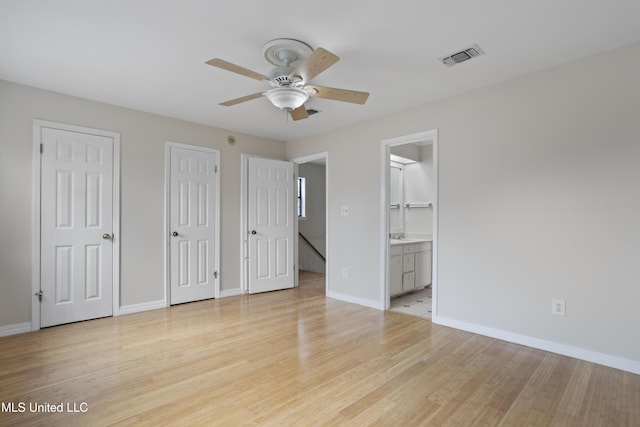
0;80;285;326
286;42;640;363
3;41;640;367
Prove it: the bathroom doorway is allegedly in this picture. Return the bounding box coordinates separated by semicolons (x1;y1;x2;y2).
381;130;438;319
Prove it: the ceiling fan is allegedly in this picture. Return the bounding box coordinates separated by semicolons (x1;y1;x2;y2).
205;38;369;121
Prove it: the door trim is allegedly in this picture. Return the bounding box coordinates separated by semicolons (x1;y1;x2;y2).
380;129;438;316
164;141;221;304
31;119;121;331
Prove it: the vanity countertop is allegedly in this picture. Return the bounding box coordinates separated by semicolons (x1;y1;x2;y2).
390;237;432;246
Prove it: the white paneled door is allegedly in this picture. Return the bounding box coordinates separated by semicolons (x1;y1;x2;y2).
168;145;219;304
248;157;295;293
40;126;115;327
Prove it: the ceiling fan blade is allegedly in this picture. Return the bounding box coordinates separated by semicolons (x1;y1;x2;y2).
219;92;264;106
289;48;339;83
306;85;369;105
290;105;309;121
206;58;271;82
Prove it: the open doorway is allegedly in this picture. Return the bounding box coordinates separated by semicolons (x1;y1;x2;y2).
381;130;438;319
292;152;328;294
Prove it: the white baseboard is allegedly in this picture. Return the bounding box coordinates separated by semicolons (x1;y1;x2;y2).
326;290;384;310
118;299;166;316
434;315;640;375
0;322;32;337
220;288;243;298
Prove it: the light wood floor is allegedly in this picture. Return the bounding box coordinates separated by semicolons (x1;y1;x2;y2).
1;271;639;426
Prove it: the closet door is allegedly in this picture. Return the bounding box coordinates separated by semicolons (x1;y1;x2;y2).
39;125;116;327
168;145;219;304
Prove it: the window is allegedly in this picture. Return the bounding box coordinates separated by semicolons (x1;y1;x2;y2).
297;176;306;218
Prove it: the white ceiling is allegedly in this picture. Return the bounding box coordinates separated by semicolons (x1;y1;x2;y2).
2;1;640;142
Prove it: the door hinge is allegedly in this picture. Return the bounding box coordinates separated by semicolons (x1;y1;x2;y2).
213;271;218;279
40;143;43;154
35;290;43;302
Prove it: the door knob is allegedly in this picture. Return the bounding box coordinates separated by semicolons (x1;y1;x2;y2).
251;230;257;235
102;233;111;240
172;231;179;237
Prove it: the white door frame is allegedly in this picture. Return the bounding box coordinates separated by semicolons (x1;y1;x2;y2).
290;152;329;292
240;154;251;293
164;141;221;303
380;129;438;317
31;119;121;331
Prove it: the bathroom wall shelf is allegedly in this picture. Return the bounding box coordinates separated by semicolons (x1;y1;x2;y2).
404;203;432;208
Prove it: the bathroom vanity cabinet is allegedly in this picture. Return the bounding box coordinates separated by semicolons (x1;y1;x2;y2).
390;240;432;297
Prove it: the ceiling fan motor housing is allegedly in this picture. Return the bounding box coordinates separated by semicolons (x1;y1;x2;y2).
269;66;299;87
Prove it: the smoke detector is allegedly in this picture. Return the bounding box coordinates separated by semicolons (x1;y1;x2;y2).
439;44;485;67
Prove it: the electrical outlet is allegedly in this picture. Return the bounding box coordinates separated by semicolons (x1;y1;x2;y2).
552;299;566;316
341;206;350;216
342;267;348;278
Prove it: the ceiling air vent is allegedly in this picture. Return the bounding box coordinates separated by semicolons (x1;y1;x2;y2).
440;44;485;67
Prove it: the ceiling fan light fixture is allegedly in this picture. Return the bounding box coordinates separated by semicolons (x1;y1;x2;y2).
265;87;309;111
